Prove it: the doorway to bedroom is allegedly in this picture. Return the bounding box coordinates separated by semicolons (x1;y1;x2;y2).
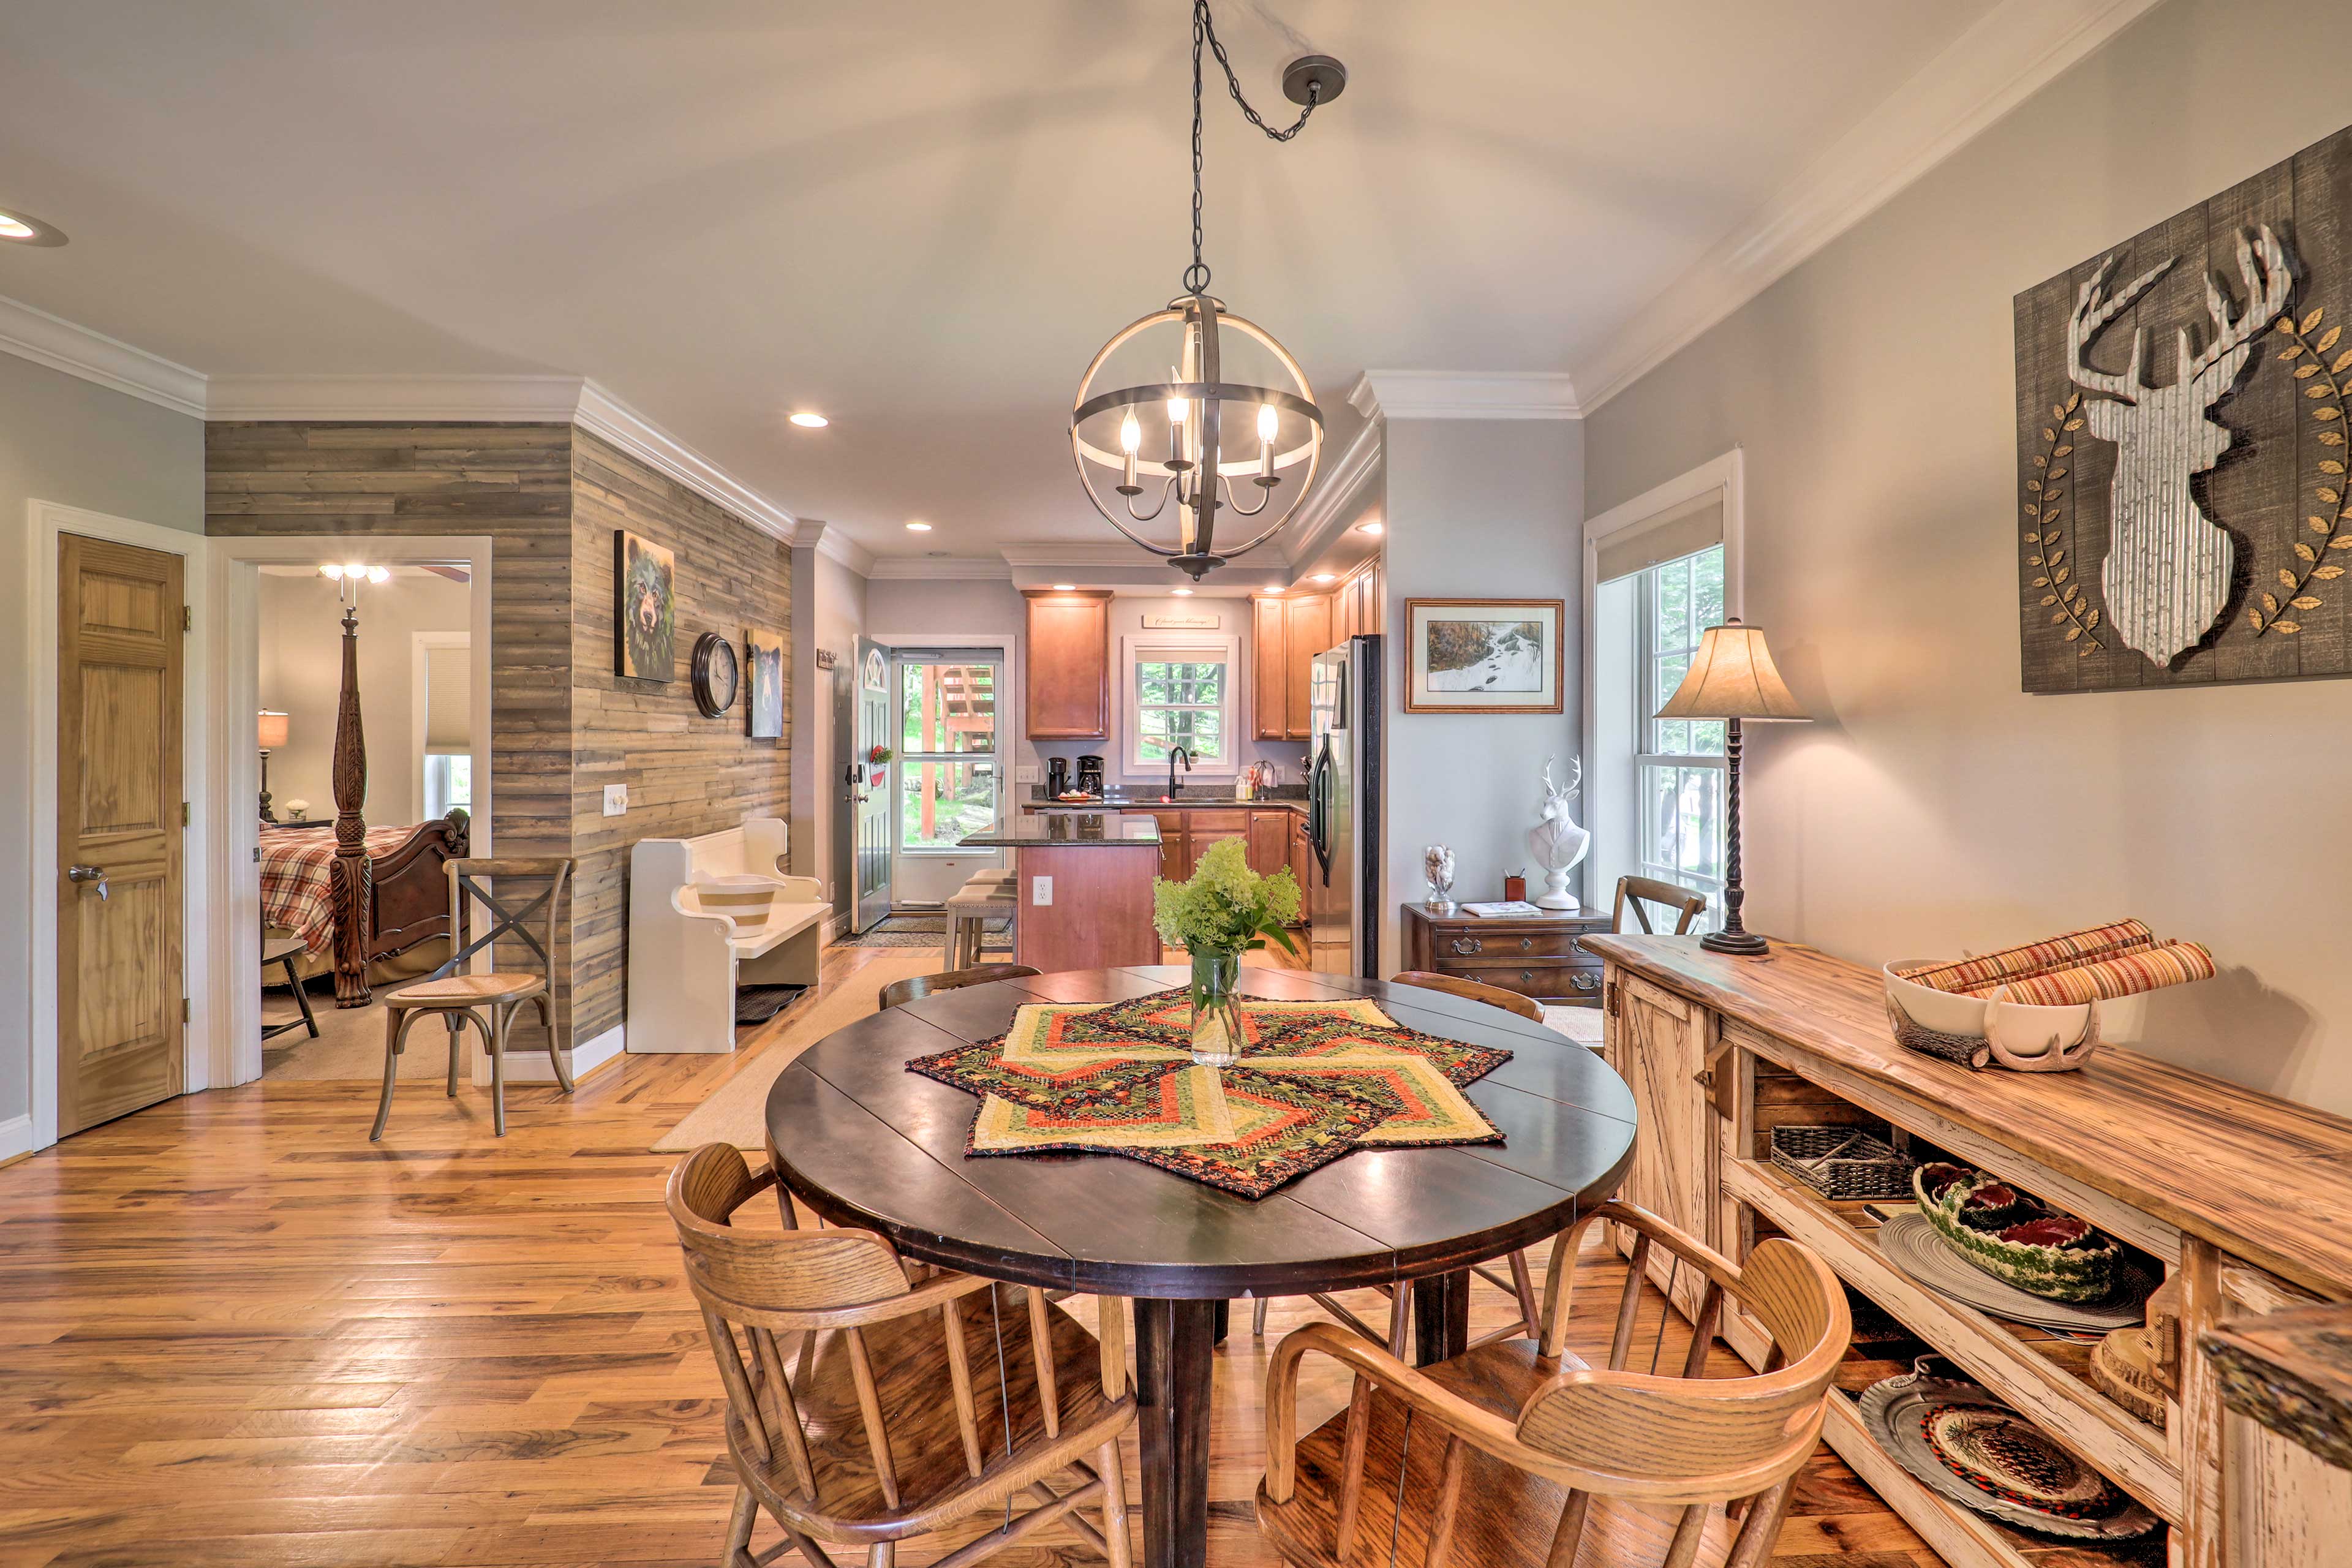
244;556;488;1085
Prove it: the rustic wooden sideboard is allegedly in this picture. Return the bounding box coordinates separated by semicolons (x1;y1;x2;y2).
1584;933;2352;1568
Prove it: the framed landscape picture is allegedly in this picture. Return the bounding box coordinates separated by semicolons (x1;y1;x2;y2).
746;625;785;739
1403;598;1564;713
614;529;676;680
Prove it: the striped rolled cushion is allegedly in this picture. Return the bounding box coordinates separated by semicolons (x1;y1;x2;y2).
1980;941;2217;1006
1902;919;2153;995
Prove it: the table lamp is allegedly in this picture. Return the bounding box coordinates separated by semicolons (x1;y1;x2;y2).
257;709;290;822
1653;619;1808;956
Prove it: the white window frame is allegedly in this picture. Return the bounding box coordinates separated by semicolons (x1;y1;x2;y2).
1581;448;1744;914
1120;631;1241;777
412;629;472;821
891;650;1005;858
1632;548;1728;914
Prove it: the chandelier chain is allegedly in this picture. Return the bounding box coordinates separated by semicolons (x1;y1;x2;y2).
1186;0;1321;295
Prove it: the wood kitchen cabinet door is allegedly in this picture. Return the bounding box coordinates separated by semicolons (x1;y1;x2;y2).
1252;597;1288;740
1245;810;1290;878
1023;590;1111;739
1185;810;1250;878
1283;595;1330;741
1605;972;1717;1317
1287;816;1311;918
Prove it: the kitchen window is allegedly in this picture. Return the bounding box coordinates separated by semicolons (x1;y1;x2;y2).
1123;635;1238;774
895;654;1000;853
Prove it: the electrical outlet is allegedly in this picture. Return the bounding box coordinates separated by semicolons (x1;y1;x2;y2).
1031;875;1052;907
603;783;628;816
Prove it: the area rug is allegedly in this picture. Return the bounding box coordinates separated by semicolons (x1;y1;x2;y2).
909;989;1513;1199
1542;1006;1605;1045
650;947;944;1153
839;913;1014;952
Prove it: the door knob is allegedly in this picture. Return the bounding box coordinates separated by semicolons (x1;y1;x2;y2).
67;864;108;902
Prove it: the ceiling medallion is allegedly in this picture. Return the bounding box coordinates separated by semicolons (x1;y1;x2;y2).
1070;3;1345;581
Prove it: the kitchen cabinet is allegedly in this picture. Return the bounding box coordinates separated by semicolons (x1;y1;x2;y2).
1282;596;1330;741
1184;809;1250;878
1287;813;1311;922
1022;590;1112;739
1245;810;1290;878
1251;597;1291;740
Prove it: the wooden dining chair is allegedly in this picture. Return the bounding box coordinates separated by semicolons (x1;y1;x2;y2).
260;931;319;1042
668;1143;1137;1568
878;963;1042;1012
1257;1201;1849;1568
372;857;572;1141
1612;875;1709;937
1389;970;1545;1023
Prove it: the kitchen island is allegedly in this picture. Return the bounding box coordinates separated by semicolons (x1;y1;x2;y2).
957;813;1164;973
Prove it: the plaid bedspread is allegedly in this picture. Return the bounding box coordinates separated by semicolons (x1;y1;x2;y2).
260;824;419;955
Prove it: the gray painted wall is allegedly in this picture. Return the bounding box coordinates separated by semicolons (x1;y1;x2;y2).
0;355;204;1132
1583;0;2352;1111
1382;417;1582;973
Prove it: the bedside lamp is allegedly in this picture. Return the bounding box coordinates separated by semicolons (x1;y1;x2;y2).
257;709;290;822
1654;619;1808;956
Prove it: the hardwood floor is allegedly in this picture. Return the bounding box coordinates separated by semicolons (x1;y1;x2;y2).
0;944;1940;1567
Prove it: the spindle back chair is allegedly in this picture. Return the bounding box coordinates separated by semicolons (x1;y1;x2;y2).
667;1144;1137;1568
1258;1200;1849;1568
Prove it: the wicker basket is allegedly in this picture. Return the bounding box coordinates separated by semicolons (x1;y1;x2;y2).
1770;1125;1918;1201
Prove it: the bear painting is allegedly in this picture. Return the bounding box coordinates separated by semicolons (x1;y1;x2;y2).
615;529;676;680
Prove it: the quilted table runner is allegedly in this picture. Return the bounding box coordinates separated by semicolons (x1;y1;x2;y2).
909;988;1513;1199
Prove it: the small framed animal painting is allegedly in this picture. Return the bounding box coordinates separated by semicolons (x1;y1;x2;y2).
614;529;676;681
1403;598;1564;713
746;626;785;740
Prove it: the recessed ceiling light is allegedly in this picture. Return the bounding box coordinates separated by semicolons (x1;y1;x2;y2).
1052;583;1077;591
788;411;829;429
0;206;67;246
1172;587;1194;597
1311;573;1337;584
905;521;932;532
1355;520;1384;536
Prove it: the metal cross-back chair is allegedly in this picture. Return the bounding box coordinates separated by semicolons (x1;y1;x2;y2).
1257;1200;1850;1568
372;856;573;1140
668;1143;1137;1568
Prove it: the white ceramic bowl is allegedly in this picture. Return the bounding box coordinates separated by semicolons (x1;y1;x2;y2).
1883;959;2095;1047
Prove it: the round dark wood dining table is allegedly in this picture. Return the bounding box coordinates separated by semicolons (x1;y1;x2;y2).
763;963;1639;1568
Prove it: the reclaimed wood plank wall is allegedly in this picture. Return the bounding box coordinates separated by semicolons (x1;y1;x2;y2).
207;421;794;1057
568;431;791;1047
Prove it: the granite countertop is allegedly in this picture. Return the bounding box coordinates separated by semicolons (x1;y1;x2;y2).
959;813;1163;848
1023;792;1306;813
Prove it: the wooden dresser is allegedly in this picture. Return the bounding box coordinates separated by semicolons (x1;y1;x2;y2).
1400;902;1610;1005
1585;932;2352;1568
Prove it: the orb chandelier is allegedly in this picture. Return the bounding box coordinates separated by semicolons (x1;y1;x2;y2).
1070;1;1346;581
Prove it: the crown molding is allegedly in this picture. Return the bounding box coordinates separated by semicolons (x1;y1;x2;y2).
203;373;799;543
1278;415;1384;568
799;521;876;578
865;556;1014;581
0;293;207;417
997;541;1165;568
1348;370;1581;421
1572;0;2165;411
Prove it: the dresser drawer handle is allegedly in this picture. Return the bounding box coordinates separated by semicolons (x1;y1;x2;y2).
1450;937;1483;956
1520;970;1536;984
1569;971;1600;992
1520;935;1535;952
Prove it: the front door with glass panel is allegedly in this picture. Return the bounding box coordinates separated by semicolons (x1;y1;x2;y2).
852;639;894;933
890;650;1003;907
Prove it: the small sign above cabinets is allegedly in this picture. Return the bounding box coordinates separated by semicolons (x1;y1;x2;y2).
1143;611;1221;630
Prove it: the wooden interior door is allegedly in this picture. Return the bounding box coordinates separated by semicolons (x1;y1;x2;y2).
1604;973;1716;1318
56;533;184;1136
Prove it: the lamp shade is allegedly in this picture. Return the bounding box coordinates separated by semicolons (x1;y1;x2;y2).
1655;620;1808;722
257;709;290;750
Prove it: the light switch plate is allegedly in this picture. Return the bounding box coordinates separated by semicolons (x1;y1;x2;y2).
1031;875;1052;907
1015;763;1042;785
603;783;628;816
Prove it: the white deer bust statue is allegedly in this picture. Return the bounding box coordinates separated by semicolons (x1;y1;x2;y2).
2068;224;2294;665
1526;756;1589;911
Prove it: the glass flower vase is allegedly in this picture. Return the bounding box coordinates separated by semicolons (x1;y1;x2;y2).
1187;949;1245;1068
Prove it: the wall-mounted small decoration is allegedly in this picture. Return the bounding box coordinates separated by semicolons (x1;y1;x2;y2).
2015;122;2352;692
746;627;785;739
815;647;839;670
690;631;739;718
1402;598;1563;713
614;529;676;680
1144;611;1221;630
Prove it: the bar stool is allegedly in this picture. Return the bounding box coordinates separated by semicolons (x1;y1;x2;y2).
943;870;1016;968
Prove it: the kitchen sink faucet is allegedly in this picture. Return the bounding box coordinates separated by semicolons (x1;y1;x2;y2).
1165;746;1193;802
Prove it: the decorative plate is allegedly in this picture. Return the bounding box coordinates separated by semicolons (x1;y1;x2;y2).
1875;1211;2155;1332
1859;1360;2160;1540
691;631;739;718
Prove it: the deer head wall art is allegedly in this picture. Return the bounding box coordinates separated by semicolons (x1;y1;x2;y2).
2015;121;2352;693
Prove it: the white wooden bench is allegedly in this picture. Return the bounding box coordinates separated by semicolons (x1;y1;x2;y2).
626;816;827;1054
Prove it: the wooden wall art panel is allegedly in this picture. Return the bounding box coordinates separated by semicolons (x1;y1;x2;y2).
2015;121;2352;693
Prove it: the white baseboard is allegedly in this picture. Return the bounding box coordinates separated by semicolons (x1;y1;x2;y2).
0;1114;35;1163
498;1023;625;1085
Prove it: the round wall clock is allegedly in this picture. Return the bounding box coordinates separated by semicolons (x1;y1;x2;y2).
690;631;740;718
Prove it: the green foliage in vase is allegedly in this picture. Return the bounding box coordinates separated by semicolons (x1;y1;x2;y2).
1152;838;1300;959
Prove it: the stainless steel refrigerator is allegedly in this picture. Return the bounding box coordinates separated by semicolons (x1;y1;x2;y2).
1306;635;1381;978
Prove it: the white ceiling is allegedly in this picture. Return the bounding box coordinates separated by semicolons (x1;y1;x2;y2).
0;0;2034;563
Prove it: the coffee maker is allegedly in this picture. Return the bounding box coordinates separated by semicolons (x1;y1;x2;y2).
1075;754;1106;797
1046;757;1070;798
